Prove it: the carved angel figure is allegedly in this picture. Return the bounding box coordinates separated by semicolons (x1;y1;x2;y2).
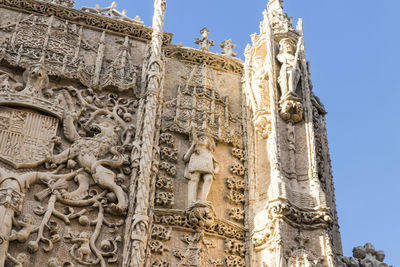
183;132;219;205
47;114;128;214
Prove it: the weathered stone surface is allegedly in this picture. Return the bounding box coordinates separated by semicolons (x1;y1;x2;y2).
0;0;391;266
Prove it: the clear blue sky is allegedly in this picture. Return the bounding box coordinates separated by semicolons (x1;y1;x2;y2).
75;1;400;265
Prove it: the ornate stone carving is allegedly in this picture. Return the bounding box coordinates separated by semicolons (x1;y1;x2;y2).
337;243;392;267
231;148;246;162
155;132;176;209
99;36;140;92
285;231;324;267
41;0;74;7
230;163;246;177
220;39;237;57
225;255;246;267
163;81;242;145
164;47;243;74
225;240;246;257
184;131;219;205
0;106;58;168
0;57;134;266
155;175;173;191
173;231;221;266
277;38;303;123
186;201;216;229
243;24;273;139
151;225;171;241
252;201;333;252
228;207;245;222
159;161;176;176
159;132;175;146
123;1;167;266
160;147;178;162
81;2;143;25
195;27;214;52
286;123;297;179
269;201;333;229
47;110;129;214
155;192;174;207
154;210;245;241
151;259;171;267
0;0;173;45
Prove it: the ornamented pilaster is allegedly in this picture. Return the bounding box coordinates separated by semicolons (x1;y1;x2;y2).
122;0;167;266
245;0;339;266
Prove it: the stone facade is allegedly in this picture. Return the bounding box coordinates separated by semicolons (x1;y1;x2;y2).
0;0;392;266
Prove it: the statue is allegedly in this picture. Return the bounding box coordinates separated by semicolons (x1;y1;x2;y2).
277;38;304;123
277;38;300;99
183;131;219;205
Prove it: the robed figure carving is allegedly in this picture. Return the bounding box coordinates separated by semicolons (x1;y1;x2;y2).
183;132;219;206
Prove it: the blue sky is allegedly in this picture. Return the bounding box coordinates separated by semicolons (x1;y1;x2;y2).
75;1;400;264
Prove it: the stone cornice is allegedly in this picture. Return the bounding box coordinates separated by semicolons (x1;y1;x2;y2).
0;0;173;45
154;209;245;241
164;46;244;75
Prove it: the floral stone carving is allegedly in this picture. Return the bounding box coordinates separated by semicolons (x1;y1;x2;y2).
186;201;216;229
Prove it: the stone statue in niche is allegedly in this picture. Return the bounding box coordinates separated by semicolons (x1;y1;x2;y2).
277;38;300;99
183;131;219;206
277;38;304;123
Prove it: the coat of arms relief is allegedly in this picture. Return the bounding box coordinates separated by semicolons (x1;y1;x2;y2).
0;58;137;266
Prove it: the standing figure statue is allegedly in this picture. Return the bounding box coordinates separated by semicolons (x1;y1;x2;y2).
277;38;301;99
183;132;219;206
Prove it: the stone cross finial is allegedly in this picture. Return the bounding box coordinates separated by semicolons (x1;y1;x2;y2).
195;27;214;51
220;39;237;57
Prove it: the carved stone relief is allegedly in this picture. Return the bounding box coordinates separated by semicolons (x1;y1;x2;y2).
155;132;176;209
0;59;137;266
0;13;141;94
0;0;173;45
81;2;143;25
337;243;392;267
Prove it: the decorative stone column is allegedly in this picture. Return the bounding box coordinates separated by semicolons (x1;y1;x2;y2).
122;0;167;267
244;1;341;266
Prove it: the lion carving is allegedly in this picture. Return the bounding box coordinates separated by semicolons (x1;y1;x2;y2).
47;113;128;214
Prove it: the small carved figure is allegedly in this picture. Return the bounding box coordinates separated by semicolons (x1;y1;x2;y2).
7;215;35;243
19;62;49;97
73;232;92;261
183;132;219;205
277;38;300;99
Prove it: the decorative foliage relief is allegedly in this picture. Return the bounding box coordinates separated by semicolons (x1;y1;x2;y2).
0;58;137;266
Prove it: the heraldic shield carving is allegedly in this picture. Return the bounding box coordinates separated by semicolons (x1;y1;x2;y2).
0;106;58;168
